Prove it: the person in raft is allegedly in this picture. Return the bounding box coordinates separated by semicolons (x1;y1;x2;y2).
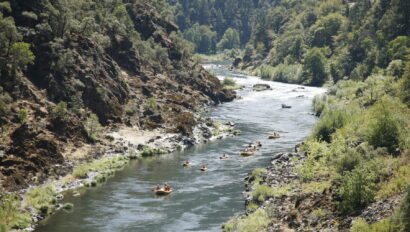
248;143;253;148
155;185;161;191
164;184;171;191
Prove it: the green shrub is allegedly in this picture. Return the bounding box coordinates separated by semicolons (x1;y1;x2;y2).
377;164;410;199
312;106;350;142
145;97;158;111
0;194;31;231
271;63;303;83
367;99;402;153
338;165;378;215
72;165;89;179
313;94;329;116
335;148;363;175
141;148;167;157
222;76;241;90
252;184;275;202
350;217;403;232
398;185;410;231
223;76;236;86
17;109;28;123
222;208;270;232
23;185;57;214
0;88;11;117
251;168;266;177
84;113;102;139
50;101;68;120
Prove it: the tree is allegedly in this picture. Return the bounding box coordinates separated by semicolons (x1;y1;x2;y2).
311;13;345;47
9;42;35;70
183;24;217;54
217;28;240;51
0;17;21;58
303;48;328;86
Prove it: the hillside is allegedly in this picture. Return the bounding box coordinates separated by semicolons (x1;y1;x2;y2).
167;0;278;54
0;0;234;193
237;0;410;86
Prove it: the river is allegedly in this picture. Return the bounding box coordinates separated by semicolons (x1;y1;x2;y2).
36;62;325;232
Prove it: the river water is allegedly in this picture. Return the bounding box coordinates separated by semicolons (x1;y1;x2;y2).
36;63;325;232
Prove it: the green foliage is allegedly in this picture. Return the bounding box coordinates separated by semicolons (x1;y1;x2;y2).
388;36;410;60
183;24;217;54
222;77;236;87
141;148;168;157
338;164;379;214
252;184;291;203
239;0;410;87
398;185;410;232
51;101;68;120
23;185;57;214
251;168;267;177
367;97;407;153
311;13;346;47
84;113;102;139
303;48;328;86
259;63;303;84
17;109;28;123
171;0;268;53
0;194;32;231
350;217;403;232
222;76;241;90
312;106;350;142
0;87;11;117
9;42;35;69
222;208;270;232
377;164;410;200
72;156;129;179
217;28;240;51
145;97;158;111
399;60;410;107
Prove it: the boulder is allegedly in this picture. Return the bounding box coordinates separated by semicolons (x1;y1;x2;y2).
253;84;271;91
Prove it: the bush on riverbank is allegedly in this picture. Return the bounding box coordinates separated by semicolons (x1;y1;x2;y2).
222;76;242;90
23;185;57;214
222;208;270;232
72;156;129;179
298;71;410;217
0;194;31;231
229;65;410;230
258;64;303;84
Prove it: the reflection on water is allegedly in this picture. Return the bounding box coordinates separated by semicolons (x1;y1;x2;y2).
36;62;325;232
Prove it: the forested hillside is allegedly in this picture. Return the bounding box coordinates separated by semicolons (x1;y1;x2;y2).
238;0;410;86
0;0;234;193
167;0;278;54
222;0;410;231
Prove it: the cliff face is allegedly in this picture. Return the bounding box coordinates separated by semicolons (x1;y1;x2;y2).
0;0;235;191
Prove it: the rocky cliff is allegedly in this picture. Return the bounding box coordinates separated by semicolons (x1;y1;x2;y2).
0;0;235;192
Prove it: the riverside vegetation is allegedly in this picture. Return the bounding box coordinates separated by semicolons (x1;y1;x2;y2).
1;0;409;231
216;0;410;231
0;0;236;231
223;51;410;232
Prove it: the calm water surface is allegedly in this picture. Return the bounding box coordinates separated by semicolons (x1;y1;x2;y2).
36;63;325;232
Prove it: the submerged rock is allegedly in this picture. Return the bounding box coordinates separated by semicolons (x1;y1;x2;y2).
253;84;271;91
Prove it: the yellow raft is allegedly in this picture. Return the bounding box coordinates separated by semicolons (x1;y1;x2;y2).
155;189;173;195
182;162;192;167
268;135;281;139
199;166;208;171
219;155;230;160
241;152;254;156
